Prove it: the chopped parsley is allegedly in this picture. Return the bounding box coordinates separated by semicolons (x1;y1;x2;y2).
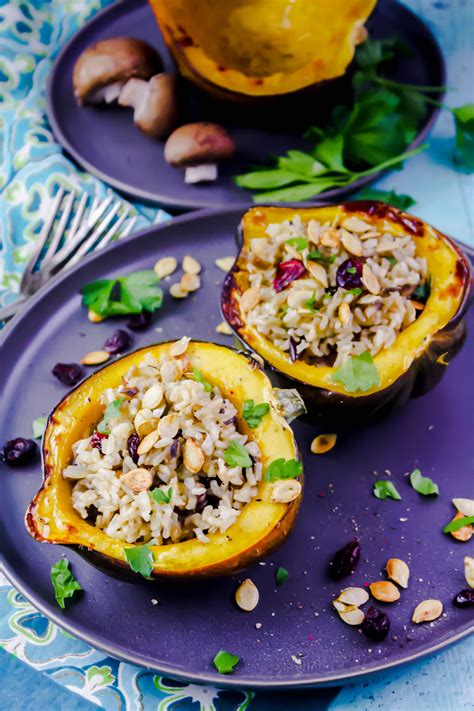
347;287;362;296
373;480;402;501
265;458;302;482
32;416;47;439
150;487;173;505
346;267;357;274
275;567;289;586
193;368;213;392
50;559;82;609
223;441;253;468
213;650;239;674
307;250;336;265
444;515;474;533
285;237;308;252
332;352;380;393
409;468;439;496
304;291;319;311
124;545;154;579
242;400;270;428
97;398;123;434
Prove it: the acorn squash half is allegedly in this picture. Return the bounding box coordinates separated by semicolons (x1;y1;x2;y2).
222;203;473;425
26;341;302;579
149;0;377;100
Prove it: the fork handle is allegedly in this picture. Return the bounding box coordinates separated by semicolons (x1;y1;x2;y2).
0;298;26;322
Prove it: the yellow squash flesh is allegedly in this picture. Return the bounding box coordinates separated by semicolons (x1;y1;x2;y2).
26;341;301;578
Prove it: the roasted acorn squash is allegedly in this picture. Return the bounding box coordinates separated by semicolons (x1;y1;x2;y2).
149;0;377;100
26;341;302;578
222;203;473;425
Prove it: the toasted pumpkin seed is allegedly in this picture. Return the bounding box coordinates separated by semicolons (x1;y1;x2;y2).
341;216;372;233
215;256;235;272
369;580;400;603
88;309;104;323
284;243;303;261
270;479;302;504
338;587;369;607
169;336;190;357
453;498;474;517
158;413;180;439
338;302;351;325
137;430;160;456
450;512;473;541
306;261;328;288
154;256;178;279
307;220;321;243
464;556;474;588
183;439;205;473
386;558;410;589
339;607;365;626
240;287;260;313
215;321;233;335
235;578;259;612
181;273;201;292
80;350;110;366
362;264;380;295
320;227;340;248
411;300;425;311
134;410;159;437
169;283;188;298
182;254;201;274
120;467;153;493
332;599;354;613
141;384;164;410
311;434;337;455
341;230;363;256
412;599;443;624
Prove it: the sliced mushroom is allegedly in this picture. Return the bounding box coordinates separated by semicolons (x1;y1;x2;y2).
164;122;236;184
118;74;177;138
73;37;162;106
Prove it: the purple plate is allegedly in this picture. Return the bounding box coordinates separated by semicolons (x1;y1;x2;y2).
46;0;445;211
0;208;472;689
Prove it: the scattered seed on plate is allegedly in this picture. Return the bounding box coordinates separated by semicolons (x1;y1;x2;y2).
270;479;302;503
169;336;190;357
215;321;233;335
88;309;104;323
338;607;365;626
80;350;110;366
453;498;474;517
181;273;201;292
450;512;473;541
311;434;337;455
338;587;369;607
154;256;177;279
412;599;443;623
386;558;410;588
369;581;400;603
464;556;474;588
182;255;201;274
291;655;302;665
235;578;259;612
169;283;188;299
215;256;235;272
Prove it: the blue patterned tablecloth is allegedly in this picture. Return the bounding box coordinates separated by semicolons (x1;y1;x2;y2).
0;1;473;709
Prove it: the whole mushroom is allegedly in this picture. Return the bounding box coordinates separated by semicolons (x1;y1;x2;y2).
73;37;162;106
118;74;177;138
164;122;236;183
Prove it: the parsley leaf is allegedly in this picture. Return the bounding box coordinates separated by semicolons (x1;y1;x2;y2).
275;567;289;586
307;250;336;265
304;291;319;311
386;256;397;266
242;400;270;428
150;487;173;505
81;270;163;318
32;416;47;439
373;481;402;501
124;545;154;578
193;368;213;392
213;650;239;674
97;398;123;434
332;352;380;393
50;559;82;609
265;458;302;482
355;188;416;210
285;237;308;252
346;267;357;274
347;287;362;296
444;515;474;533
452;103;474;171
223;441;252;468
409;469;439;496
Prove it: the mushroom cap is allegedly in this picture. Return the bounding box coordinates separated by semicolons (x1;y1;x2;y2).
164;123;236;167
119;74;177;139
73;37;162;105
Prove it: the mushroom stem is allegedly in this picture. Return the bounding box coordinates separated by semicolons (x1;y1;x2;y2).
184;164;218;184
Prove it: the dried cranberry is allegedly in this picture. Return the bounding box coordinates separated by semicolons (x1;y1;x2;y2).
362;606;391;642
289;336;300;362
453;588;474;608
273;259;306;293
1;437;37;466
336;258;363;290
104;329;131;355
195;492;208;513
52;362;83;387
127;311;152;331
169;439;180;460
224;416;237;426
86;504;99;524
123;388;138;398
90;431;106;452
127;432;140;464
328;538;361;580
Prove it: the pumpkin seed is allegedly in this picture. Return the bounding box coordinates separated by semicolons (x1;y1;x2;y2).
215;321;233;335
338;302;351;325
137;430;160;456
339;607;365;626
362;264;380;295
450;511;473;541
270;479;302;504
306;261;328;288
154;256;178;279
169;283;188;299
464;556;474;588
412;599;443;624
88;309;104;323
235;578;259;611
158;413;180;439
338;587;369;607
141;384;164;410
453;498;474;517
134;410;159;437
169;336;190;357
183;439;205;473
369;580;400;603
120;467;153;493
341;216;372;233
80;350;110;366
341;230;363;256
240;287;260;313
215;256;235;272
307;220;321;243
311;434;337;455
320;227;340;248
182;255;202;275
386;558;410;589
181;273;201;292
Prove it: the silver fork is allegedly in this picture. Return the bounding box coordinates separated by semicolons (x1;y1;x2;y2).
0;189;137;321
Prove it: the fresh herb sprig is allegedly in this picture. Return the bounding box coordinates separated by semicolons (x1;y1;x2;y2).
81;270;163;319
50;559;82;609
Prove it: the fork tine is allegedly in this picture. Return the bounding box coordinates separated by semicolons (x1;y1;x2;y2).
41;190;75;265
20;187;64;290
89;195;99;218
120;216;137;238
68;191;88;241
96;209;131;250
63;202;122;269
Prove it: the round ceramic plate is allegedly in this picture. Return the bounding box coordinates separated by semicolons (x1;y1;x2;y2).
47;0;445;211
0;209;472;689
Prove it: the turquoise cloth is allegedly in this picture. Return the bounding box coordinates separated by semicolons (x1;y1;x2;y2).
0;1;473;709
